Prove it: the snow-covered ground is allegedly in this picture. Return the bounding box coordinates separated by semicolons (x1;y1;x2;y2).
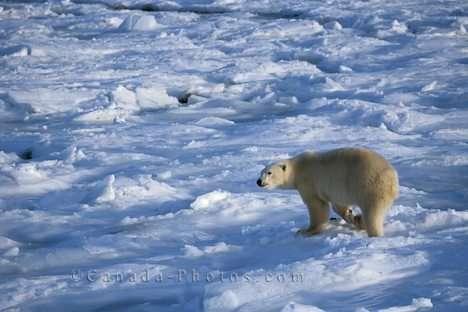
1;0;468;311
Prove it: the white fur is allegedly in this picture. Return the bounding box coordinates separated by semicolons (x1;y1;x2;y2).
258;148;399;237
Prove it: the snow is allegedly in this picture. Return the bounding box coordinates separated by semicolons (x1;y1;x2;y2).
281;302;326;312
1;0;468;311
377;298;433;312
118;15;160;31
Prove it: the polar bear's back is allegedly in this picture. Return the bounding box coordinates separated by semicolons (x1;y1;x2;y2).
298;148;399;208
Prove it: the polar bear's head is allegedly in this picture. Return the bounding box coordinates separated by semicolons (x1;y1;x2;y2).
257;160;294;189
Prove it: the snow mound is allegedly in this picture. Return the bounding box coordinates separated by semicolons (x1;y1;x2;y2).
281;302;325;312
189;190;300;228
7;163;48;184
111;85;139;111
196;116;235;127
0;45;31;57
0;158;71;196
0;93;34;122
377;297;433;312
0;236;20;258
94;174;187;208
191;190;231;211
135;86;179;110
8;88;98;115
419;209;468;231
76;85;179;123
95;175;116;203
118;15;160;31
183;242;239;258
0;151;19;165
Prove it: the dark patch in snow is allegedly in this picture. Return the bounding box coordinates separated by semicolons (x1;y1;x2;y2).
177;92;191;104
105;2;233;15
254;11;306;20
18;148;33;160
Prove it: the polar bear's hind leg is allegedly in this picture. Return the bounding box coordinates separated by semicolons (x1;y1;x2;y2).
361;201;391;237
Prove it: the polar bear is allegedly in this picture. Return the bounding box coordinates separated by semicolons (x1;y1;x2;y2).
257;148;399;237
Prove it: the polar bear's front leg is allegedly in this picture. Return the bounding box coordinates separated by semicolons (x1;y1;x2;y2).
296;195;329;236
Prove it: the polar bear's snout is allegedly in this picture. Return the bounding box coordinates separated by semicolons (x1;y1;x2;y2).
257;168;270;187
257;169;265;187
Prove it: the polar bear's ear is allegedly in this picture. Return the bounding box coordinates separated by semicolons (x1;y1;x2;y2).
281;164;287;171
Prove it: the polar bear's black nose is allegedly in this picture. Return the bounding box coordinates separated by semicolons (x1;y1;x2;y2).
256;179;262;187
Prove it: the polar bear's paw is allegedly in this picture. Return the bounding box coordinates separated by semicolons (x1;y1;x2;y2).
295;227;323;237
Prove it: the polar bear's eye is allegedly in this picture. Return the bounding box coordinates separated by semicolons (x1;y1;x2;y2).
267;171;272;175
